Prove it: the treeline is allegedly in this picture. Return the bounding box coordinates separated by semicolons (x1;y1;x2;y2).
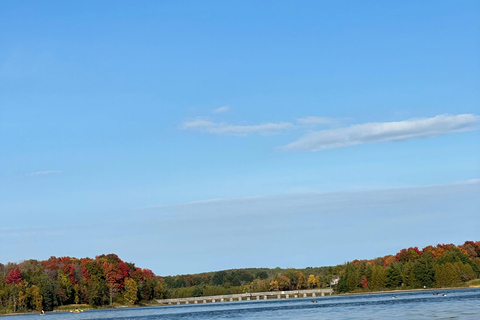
162;266;339;299
0;254;167;314
2;241;479;314
161;241;480;297
336;241;480;293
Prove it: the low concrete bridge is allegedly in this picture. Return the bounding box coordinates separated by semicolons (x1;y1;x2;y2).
157;288;333;305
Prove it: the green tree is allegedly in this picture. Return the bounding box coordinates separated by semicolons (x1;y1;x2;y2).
386;264;402;288
255;271;268;280
461;263;476;281
191;286;203;297
38;275;56;311
283;269;299;289
402;262;417;288
336;275;348;293
346;266;360;292
369;266;386;290
212;271;226;286
86;276;107;306
413;253;435;288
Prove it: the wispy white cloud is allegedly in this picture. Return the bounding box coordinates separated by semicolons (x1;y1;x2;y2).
280;114;480;152
212;106;230;114
181;118;294;135
296;116;336;125
139;179;480;220
27;170;62;176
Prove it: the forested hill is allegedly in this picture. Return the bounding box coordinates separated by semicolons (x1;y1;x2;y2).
1;241;480;314
162;241;480;298
0;254;165;314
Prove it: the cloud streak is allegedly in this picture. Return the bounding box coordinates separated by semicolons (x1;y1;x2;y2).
280;114;480;151
212;106;230;114
296;116;336;125
181;118;294;135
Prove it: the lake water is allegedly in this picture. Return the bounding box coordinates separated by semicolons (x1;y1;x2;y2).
5;288;480;320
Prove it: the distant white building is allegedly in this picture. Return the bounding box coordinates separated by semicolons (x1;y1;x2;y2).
330;275;340;286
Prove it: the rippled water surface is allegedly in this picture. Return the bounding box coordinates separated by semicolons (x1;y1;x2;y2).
6;288;480;320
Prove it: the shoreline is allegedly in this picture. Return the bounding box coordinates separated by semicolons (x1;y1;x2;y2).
332;286;473;297
1;286;478;317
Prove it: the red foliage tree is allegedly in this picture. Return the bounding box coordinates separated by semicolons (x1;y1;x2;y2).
360;275;368;289
104;261;130;291
459;241;480;259
61;263;77;284
130;267;155;282
81;266;91;281
42;256;60;271
143;269;156;280
6;268;23;284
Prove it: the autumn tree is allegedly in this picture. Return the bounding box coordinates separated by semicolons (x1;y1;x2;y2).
307;274;317;288
269;280;279;291
29;285;43;311
360;275;368;289
297;272;307;290
124;278;138;305
277;275;291;291
5;269;22;285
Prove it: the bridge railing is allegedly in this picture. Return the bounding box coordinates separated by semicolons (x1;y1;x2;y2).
157;288;333;305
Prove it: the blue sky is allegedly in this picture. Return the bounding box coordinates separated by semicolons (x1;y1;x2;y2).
1;1;479;275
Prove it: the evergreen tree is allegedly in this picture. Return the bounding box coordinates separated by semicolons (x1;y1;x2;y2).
386;264;402;288
370;266;386;290
413;253;435;288
402;262;417;288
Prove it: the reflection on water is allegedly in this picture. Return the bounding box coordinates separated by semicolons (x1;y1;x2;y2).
6;288;480;320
